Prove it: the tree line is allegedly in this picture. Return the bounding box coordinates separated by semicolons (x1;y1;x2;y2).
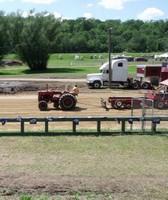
0;10;168;70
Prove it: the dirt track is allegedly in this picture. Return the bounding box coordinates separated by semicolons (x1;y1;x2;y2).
0;80;146;132
0;79;146;114
1;79;168;132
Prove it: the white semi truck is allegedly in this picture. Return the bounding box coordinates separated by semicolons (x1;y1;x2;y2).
87;59;141;89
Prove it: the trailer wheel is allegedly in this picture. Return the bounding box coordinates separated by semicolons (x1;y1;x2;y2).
154;100;165;109
59;93;77;110
114;99;123;108
141;82;151;89
38;100;48;111
92;81;101;89
126;104;131;109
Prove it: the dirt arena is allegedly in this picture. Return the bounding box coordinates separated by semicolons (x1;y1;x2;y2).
0;80;146;133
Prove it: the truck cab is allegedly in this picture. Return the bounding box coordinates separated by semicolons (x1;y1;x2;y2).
86;59;128;89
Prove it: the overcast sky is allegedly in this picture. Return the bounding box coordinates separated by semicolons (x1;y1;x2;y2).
0;0;168;21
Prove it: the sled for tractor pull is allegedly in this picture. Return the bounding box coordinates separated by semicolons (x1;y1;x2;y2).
101;86;168;110
101;96;143;110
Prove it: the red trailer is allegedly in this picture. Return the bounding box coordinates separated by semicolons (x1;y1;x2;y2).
136;63;168;88
101;97;143;109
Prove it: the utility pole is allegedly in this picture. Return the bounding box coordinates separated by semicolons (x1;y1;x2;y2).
108;27;112;89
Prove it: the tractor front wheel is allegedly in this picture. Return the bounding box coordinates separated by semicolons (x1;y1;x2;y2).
59;93;77;110
38;100;48;111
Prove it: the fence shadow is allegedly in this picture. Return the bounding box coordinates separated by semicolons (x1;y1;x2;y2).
0;131;168;137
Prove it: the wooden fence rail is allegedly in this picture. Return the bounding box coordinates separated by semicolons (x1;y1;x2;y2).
0;116;167;135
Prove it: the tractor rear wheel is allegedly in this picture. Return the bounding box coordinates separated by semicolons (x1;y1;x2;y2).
59;93;77;110
38;100;48;111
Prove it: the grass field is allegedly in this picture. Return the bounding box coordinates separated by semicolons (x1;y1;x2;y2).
2;135;167;176
0;52;160;78
0;135;168;199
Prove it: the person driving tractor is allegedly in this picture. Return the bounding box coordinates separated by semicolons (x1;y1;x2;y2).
72;84;79;96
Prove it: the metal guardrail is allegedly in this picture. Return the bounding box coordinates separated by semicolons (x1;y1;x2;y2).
0;116;167;135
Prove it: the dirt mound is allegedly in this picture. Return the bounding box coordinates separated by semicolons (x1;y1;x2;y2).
0;80;87;94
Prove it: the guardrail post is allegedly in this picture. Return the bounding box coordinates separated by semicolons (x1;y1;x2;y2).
21;120;24;133
73;121;76;133
45;120;49;133
121;120;125;133
151;118;161;133
151;123;157;133
72;119;79;133
97;121;101;133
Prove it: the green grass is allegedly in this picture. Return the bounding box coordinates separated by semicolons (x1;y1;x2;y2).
0;66;100;78
0;66;136;78
2;52;162;78
0;53;139;78
1;135;168;176
49;53;108;67
0;135;168;199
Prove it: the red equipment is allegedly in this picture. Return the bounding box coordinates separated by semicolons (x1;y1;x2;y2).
145;90;168;109
101;97;143;109
108;97;143;109
101;90;168;110
38;89;77;111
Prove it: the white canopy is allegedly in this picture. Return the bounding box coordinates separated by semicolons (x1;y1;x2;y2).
160;79;168;86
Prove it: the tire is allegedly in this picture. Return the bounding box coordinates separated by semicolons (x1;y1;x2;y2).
59;93;77;110
92;81;101;89
114;99;123;108
38;100;48;111
126;104;131;109
131;81;140;89
154;100;165;109
141;82;151;89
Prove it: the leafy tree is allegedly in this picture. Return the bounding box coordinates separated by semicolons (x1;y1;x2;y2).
8;11;25;54
2;11;168;57
15;11;60;70
0;11;10;61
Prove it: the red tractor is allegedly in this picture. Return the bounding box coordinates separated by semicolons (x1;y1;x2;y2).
145;80;168;109
145;90;168;109
38;89;77;111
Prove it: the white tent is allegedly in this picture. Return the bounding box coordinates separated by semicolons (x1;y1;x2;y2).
160;79;168;86
160;53;168;58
